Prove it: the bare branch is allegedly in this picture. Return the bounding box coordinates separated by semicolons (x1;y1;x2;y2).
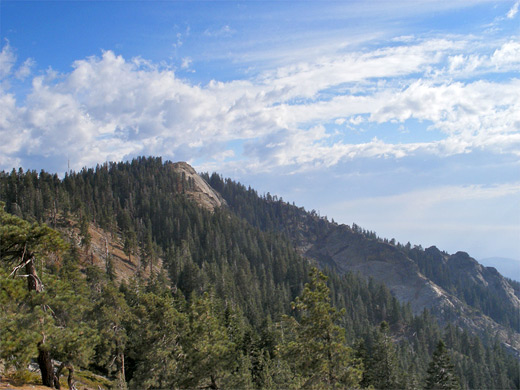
9;256;33;278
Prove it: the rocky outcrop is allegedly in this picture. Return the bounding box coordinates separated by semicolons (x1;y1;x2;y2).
447;251;520;310
298;223;520;354
171;162;227;211
304;224;458;314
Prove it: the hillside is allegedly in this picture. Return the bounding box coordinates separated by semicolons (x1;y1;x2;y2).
206;172;520;353
1;157;519;390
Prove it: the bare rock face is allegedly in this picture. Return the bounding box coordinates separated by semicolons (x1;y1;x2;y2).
304;225;458;314
301;224;520;354
171;162;226;211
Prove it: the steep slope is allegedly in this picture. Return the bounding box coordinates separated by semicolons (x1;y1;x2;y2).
305;224;455;314
64;217;164;282
411;247;520;330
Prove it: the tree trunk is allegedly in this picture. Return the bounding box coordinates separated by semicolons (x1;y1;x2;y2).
67;366;74;390
56;361;75;390
104;236;110;274
27;258;57;388
38;347;56;388
210;374;218;390
25;257;42;292
116;351;127;390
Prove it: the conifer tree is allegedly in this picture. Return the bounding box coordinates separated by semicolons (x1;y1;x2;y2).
126;287;186;390
92;281;131;389
180;291;237;389
279;267;362;389
0;202;96;388
425;340;460;390
361;321;402;389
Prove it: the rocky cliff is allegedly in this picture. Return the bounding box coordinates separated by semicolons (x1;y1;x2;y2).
171;162;227;211
297;222;520;354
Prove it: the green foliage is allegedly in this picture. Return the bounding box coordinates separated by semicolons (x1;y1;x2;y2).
79;214;91;252
10;368;41;385
0;267;39;368
425;340;461;390
407;246;520;330
1;203;97;386
359;321;403;389
279;268;363;389
180;292;241;389
0;201;66;267
125;287;186;390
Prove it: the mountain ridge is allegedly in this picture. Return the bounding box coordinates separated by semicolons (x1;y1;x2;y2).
203;166;520;355
2;157;519;389
480;256;520;282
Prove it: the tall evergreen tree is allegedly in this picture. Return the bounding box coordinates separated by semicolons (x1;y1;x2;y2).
361;321;402;389
180;291;239;389
279;268;363;389
125;287;186;390
425;340;460;390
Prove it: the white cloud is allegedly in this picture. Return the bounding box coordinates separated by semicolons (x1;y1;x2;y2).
181;57;193;70
0;30;519;175
0;41;16;80
491;41;520;67
204;25;236;38
0;92;26;157
507;1;519;18
259;38;462;100
15;58;35;80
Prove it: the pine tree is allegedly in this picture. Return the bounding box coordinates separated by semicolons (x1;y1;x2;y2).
126;287;187;390
361;321;402;389
425;340;460;390
279;267;363;389
0;202;64;387
92;281;131;389
180;291;237;389
0;202;97;388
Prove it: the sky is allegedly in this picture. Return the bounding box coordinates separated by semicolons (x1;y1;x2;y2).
0;0;519;262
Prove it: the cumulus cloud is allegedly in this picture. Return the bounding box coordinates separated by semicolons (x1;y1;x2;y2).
491;41;520;68
1;31;519;174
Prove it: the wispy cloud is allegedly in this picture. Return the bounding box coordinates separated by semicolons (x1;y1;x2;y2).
324;181;520;257
181;57;193;70
507;1;519;18
204;25;236;38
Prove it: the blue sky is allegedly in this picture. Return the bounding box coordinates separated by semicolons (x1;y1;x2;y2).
1;1;519;262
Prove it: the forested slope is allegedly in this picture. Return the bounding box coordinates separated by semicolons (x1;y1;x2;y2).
1;157;519;389
205;172;520;353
